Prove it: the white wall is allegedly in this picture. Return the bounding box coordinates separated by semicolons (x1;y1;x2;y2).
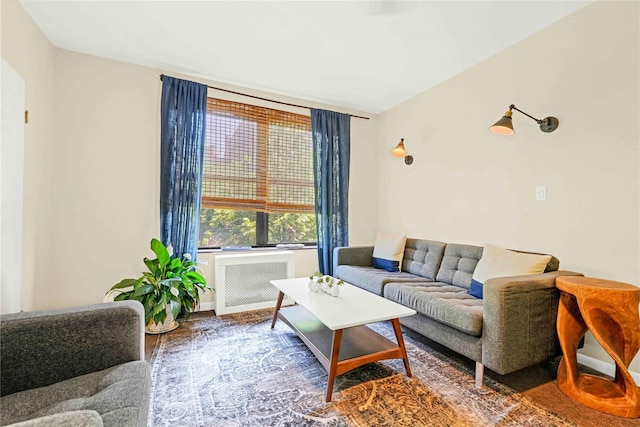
377;1;639;373
1;0;56;311
50;49;161;308
0;58;25;314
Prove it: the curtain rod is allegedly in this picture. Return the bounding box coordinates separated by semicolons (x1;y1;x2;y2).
159;74;369;120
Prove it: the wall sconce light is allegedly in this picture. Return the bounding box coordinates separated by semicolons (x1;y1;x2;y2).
489;104;559;135
391;138;413;165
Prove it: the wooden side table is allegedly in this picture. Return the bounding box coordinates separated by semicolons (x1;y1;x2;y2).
556;276;640;418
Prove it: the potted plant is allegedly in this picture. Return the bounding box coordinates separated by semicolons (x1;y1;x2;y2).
307;272;343;297
108;238;211;334
308;272;322;292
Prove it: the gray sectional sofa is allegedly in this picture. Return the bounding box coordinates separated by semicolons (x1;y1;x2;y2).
334;238;583;387
0;301;151;427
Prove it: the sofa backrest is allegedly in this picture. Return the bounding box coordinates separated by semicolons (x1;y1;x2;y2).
402;238;447;280
401;238;559;288
435;243;483;288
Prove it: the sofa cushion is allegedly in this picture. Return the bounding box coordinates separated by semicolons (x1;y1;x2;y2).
372;232;407;272
435;243;483;289
385;282;484;336
335;265;429;296
402;238;446;280
0;361;150;427
469;244;552;299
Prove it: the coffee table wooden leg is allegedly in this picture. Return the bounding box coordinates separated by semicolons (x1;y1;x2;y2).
326;328;343;402
270;291;285;329
391;318;412;377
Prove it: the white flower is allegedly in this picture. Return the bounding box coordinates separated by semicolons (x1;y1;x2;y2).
166;244;173;256
183;253;192;260
170;287;179;297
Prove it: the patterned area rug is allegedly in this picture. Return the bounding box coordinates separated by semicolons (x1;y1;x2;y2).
148;309;576;426
330;374;467;426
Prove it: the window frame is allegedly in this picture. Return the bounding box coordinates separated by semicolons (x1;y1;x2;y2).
198;97;317;250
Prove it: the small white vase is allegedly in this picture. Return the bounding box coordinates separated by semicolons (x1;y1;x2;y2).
330;286;340;297
310;281;321;292
321;282;330;293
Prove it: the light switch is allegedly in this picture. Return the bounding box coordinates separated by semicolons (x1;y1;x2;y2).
536;185;547;201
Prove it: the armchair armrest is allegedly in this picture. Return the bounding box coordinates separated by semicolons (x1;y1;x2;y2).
0;301;145;396
481;270;583;374
333;246;374;272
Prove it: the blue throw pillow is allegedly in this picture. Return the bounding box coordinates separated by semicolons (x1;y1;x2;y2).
468;279;484;299
372;257;400;272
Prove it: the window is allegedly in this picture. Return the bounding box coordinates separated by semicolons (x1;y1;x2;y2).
198;98;316;248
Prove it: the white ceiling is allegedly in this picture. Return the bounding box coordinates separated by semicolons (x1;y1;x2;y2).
20;0;591;114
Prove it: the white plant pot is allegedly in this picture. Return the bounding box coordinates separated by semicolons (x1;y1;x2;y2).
310;281;321;292
146;303;179;334
330;286;340;297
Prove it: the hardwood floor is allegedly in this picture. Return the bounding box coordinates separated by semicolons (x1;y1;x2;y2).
144;332;158;361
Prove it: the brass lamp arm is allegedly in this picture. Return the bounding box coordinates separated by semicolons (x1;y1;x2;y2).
510;105;543;124
506;104;559;133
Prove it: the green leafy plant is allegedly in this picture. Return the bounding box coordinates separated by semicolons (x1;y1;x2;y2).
108;238;211;326
308;272;344;288
309;271;323;283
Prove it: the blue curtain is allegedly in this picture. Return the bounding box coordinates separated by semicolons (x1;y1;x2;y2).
160;76;207;259
311;109;351;275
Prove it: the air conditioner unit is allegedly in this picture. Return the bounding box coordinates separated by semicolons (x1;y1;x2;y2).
214;251;295;315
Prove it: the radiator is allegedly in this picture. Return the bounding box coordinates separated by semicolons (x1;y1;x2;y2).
214;251;295;315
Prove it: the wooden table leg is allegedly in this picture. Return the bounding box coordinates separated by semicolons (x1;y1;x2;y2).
557;292;587;393
556;276;640;418
325;328;343;402
270;291;285;329
391;318;412;377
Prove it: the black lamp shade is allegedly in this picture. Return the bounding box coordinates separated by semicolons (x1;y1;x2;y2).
489;110;515;135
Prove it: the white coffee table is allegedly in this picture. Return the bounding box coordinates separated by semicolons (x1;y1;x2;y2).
270;277;416;401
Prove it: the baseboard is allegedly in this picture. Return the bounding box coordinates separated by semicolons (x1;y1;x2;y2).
577;353;640;385
198;302;216;313
197;301;289;315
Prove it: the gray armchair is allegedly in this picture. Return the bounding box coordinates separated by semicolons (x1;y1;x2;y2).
0;301;151;427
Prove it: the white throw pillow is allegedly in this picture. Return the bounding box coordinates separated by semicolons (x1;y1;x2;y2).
469;243;551;298
372;232;407;272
